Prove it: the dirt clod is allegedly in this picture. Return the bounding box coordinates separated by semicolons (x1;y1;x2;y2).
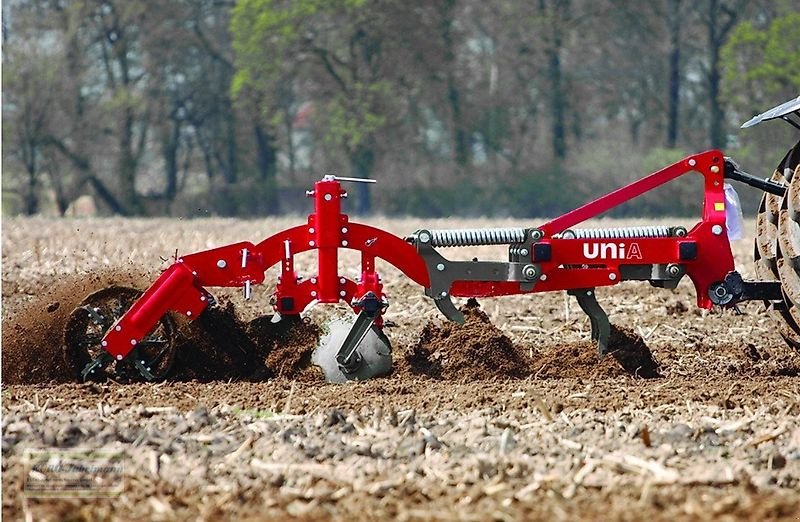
403;299;531;381
249;315;322;381
533;325;660;379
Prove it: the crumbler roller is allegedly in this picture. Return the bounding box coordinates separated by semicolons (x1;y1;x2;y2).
65;96;800;383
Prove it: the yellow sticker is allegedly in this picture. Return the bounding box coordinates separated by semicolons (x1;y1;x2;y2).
714;202;725;212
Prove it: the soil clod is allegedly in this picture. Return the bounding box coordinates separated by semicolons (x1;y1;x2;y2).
403;298;531;381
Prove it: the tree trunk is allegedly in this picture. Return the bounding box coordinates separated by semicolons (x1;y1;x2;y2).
440;0;470;169
666;0;681;148
254;123;280;214
708;41;725;148
541;0;568;160
351;143;375;215
547;48;567;160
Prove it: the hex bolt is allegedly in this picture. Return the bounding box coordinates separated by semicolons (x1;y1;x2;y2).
340;290;346;297
340;278;346;284
324;194;333;201
418;231;431;243
101;341;108;347
130;339;137;345
217;259;227;269
341;227;348;233
667;264;681;277
311;291;317;297
609;273;617;281
520;248;529;256
342;240;349;246
522;264;538;280
115;325;122;331
540;274;548;281
436;263;446;272
440;291;447;297
688;159;697;167
531;229;544;240
309;240;316;247
186;311;192;317
711;224;723;236
715;286;728;298
311;278;317;284
309;227;315;233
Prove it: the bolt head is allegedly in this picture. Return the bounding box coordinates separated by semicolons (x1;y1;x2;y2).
116;355;124;361
711;224;723;236
341;227;348;233
101;340;108;347
436;263;445;271
340;278;346;284
342;240;348;246
309;240;316;247
324;193;333;201
217;259;227;269
520;248;529;256
130;339;137;345
340;290;346;297
418;232;431;243
711;165;720;174
688;159;697;167
311;291;317;297
540;274;548;281
115;325;122;331
186;311;192;317
309;227;315;233
440;291;447;297
609;273;617;281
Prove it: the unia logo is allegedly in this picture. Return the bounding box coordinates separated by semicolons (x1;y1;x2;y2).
583;242;643;260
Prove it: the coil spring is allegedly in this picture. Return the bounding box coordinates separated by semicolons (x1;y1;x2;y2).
427;227;528;247
556;225;679;239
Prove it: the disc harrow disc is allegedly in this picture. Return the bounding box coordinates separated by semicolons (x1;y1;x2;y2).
64;286;177;381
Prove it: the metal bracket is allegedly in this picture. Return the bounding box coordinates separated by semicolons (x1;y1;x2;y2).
709;271;783;306
412;229;539;322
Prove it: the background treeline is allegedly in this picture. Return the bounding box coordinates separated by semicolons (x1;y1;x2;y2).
3;0;799;218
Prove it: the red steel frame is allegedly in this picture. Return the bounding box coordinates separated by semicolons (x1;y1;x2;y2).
99;150;734;362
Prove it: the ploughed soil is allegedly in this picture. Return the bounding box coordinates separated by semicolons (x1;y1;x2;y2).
3;217;800;521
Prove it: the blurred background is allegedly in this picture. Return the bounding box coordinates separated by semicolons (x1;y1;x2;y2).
2;0;799;218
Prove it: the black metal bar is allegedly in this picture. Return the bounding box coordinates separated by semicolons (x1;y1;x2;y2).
782;115;800;131
724;158;786;196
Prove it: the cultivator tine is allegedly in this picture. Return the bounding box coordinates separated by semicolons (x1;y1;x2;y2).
131;348;156;381
433;295;465;323
83;306;107;326
569;288;610;355
80;352;113;381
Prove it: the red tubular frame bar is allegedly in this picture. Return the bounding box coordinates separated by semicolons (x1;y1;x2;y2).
100;151;734;361
100;177;429;359
449;150;734;308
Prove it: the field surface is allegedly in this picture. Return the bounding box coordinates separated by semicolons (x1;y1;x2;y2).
2;216;800;521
